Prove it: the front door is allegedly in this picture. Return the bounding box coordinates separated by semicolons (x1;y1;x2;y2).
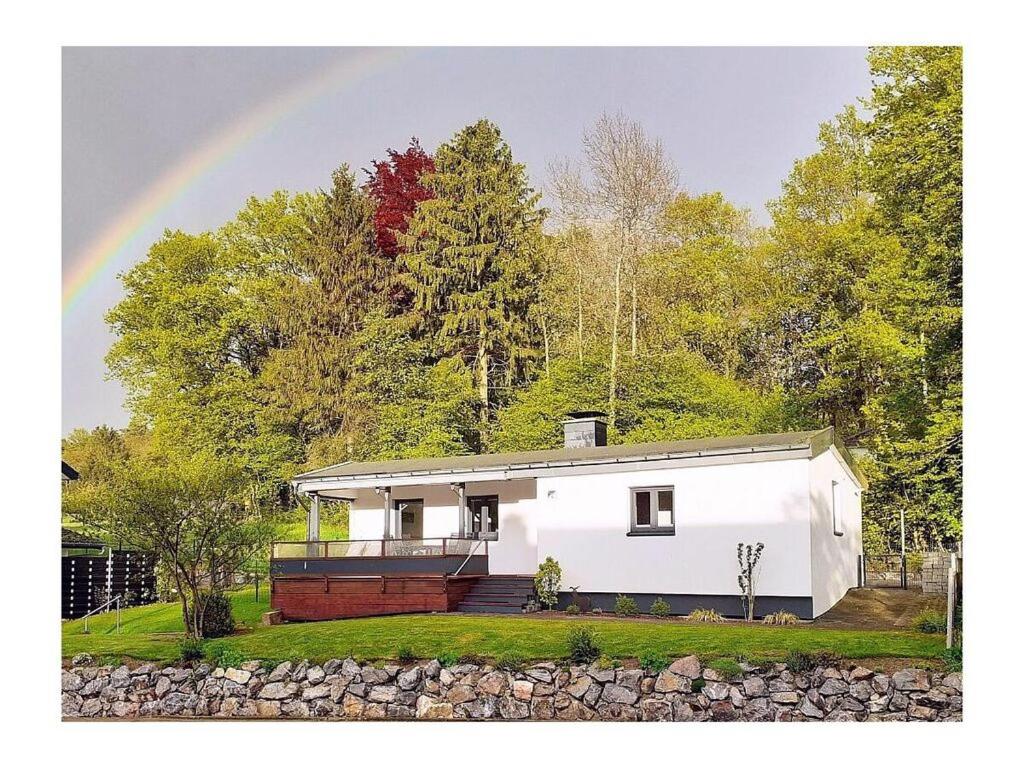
395;499;424;540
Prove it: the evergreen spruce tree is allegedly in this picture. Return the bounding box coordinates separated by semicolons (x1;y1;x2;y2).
400;119;545;431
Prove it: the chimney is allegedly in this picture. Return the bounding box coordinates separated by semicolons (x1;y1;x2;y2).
562;411;608;449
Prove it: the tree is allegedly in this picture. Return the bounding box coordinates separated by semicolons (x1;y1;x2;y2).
577;113;678;424
61;425;132;483
365;139;435;260
62;452;271;638
400;119;546;431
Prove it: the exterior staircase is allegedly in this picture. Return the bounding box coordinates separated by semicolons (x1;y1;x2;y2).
455;575;536;614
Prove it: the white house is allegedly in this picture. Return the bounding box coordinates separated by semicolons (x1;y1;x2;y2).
277;414;865;621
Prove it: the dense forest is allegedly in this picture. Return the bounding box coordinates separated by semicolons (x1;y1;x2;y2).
64;47;961;553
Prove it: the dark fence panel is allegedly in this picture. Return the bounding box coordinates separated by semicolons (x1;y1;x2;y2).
62;551;157;619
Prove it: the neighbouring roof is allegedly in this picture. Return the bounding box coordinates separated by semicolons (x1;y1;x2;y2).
62;460;80;481
295;427;867;488
61;527;106;549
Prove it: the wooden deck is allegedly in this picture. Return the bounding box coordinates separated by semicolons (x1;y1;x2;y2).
271;574;480;620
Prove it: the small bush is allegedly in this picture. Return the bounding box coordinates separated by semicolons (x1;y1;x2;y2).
597;654;620;670
691;677;706;692
649;597;671;617
707;657;743;679
179;637;204;663
396;646;416;663
687;607;724;623
199;592;235;639
209;645;246;669
565;603;581;615
614;594;639;616
535;557;563;610
436;650;459;668
762;611;800;626
913;609;947;634
639;650;670;673
942;645;962;672
784;650;842;673
495;651;525;671
566;626;601;664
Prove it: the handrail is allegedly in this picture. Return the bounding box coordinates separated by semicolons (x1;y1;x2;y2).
271;537;487;560
81;595;121;634
451;539;483;578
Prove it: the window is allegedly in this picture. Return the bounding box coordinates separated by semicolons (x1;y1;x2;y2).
468;495;499;539
832;481;844;536
629;486;674;535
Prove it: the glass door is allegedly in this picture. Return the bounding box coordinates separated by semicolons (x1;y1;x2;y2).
394;499;424;540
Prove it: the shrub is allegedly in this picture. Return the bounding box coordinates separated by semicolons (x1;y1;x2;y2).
707;657;743;680
687;607;724;623
639;650;669;673
179;637;204;663
614;594;639;616
762;611;800;626
436;650;459;668
942;646;962;672
913;609;947;634
209;645;246;668
535;557;562;610
566;626;601;663
649;597;671;617
565;603;581;615
397;646;416;663
597;654;619;670
691;677;706;692
784;650;842;673
495;651;525;671
199;592;235;638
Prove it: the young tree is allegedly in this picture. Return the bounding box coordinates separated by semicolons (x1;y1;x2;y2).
62;452;271;638
400;119;546;431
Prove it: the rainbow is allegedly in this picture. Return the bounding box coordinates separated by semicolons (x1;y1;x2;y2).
62;47;412;315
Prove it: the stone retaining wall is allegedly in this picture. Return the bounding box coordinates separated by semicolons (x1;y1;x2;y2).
922;551;953;595
61;654;962;722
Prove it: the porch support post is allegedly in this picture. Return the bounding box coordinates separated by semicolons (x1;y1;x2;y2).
306;493;320;542
452;482;466;538
377;486;392;539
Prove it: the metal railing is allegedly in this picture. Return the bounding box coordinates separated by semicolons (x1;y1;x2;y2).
271;537;488;560
451;539;485;577
80;595;122;634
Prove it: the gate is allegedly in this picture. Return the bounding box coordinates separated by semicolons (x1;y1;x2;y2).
860;553;923;589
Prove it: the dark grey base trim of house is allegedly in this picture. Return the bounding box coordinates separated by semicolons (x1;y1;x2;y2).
555;592;814;620
270;555;489;577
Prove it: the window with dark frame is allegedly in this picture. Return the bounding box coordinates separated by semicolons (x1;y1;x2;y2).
629;486;675;535
467;495;499;539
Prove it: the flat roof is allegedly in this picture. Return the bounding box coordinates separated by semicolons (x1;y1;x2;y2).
295;427;866;487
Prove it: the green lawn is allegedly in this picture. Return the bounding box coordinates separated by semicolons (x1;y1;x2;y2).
62;589;945;665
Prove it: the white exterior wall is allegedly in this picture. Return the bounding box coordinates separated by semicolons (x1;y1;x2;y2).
534;459;814;600
808;449;863;616
347;479;540;574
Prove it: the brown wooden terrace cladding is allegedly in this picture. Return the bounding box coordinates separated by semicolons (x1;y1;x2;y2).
270;537;491;620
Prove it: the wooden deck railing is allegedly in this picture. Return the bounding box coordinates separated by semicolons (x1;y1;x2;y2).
271;537;488;560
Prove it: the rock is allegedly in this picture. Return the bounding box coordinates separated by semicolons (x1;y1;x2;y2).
61;692;83;716
498;697;530;719
601;683;639;705
416;696;453;719
302;683;332;701
71;653;94;667
908;703;937;721
290;661;309;682
281;700;311;719
669;655;701;679
588;664;615;683
616;669;644;692
81;698;103;717
154;676;172;698
825;709;859;722
267;662;292;682
110;666;131;688
362;667;390;685
524;667;553;683
526;697;551;719
363;703;387;719
423;660;441;679
565;675;592;699
368;685;398;703
654;670;689;693
387;704;415;719
397;667;422;691
742;676;767;697
893;668;931;692
703;682;731;701
341;658;362;677
439;669;455;686
640;699;673;721
259;682;298;700
161;692;197;715
710;700;738;721
849;665;874;681
744;697;772;721
942;673;962;693
253;699;280;718
583;682;603;708
512;680;534;701
446;685;477;704
729;686;746;707
771;691;800;705
463;696;498;719
224;667;251;685
110;701;139;718
322;659;342;676
341;694;365;718
798;695;825;719
702;667;724;682
840;697;865;712
849;681;874;701
477;671;508;696
596;702;638;721
820;678;849;696
673;700;696;721
872;674;891;694
62;671;84;692
306;666;326;685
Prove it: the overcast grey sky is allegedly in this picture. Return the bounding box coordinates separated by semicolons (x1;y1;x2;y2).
62;47;870;434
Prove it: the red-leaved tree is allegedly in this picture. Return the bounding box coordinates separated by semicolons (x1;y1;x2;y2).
365;138;435;259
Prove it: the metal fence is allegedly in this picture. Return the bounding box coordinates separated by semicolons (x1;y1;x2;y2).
859;553;923;589
62;550;157;619
271;537;485;560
